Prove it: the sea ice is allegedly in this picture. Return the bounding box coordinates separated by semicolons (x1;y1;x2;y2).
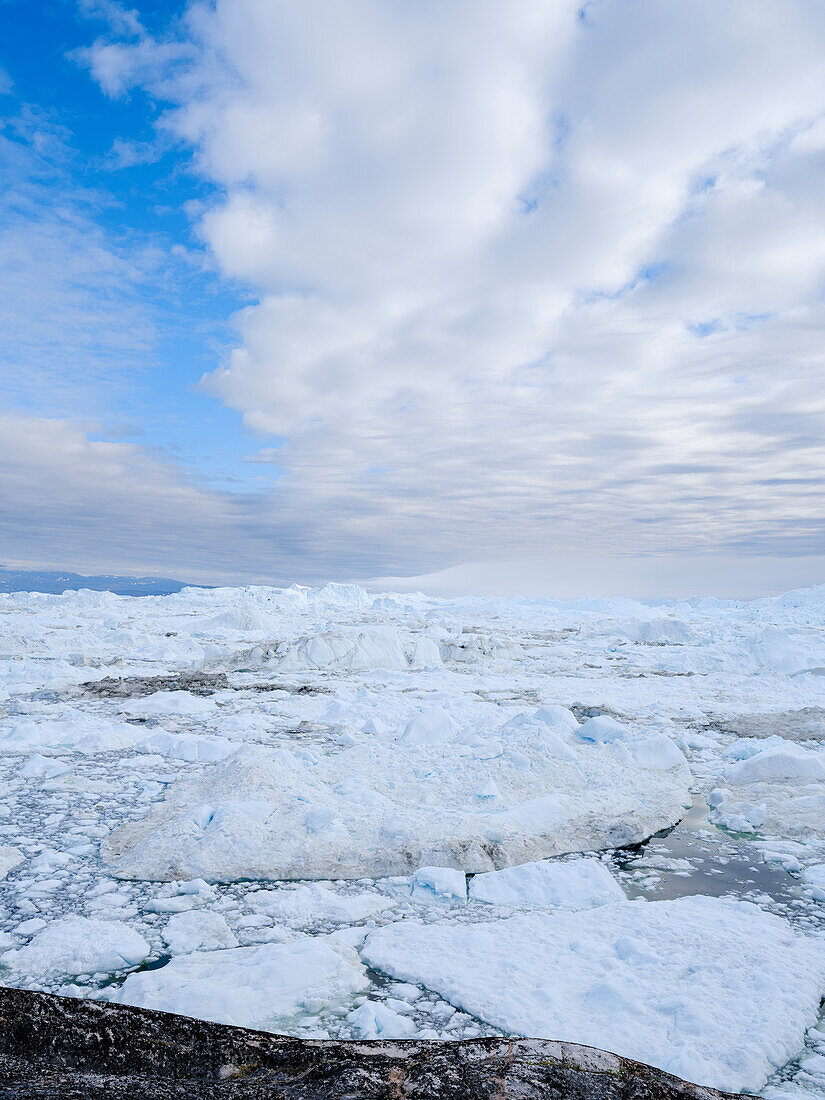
410;866;467;902
111;936;368;1030
361;895;825;1093
468;857;624;910
163;910;238;954
102;731;691;880
247;883;393;924
5;577;825;1087
0;846;24;880
2;917;149;977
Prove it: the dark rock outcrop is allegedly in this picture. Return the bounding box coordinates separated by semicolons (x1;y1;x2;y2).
0;986;740;1100
79;672;231;699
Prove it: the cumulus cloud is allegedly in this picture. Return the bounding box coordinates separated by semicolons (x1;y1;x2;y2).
64;0;825;579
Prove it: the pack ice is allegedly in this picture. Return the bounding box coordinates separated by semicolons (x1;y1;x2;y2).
4;578;825;1095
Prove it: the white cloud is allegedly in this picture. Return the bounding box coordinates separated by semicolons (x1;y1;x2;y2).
0;415;336;584
68;0;825;578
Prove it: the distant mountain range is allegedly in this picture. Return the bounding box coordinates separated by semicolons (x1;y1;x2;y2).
0;567;207;597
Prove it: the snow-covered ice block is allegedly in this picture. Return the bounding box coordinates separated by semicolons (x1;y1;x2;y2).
411;866;467;902
0;846;23;880
361;895;825;1094
741;626;823;675
711;741;825;835
194;605;279;635
2;917;149;976
439;633;523;663
724;742;825;785
532;705;581;732
0;715;141;754
163;910;238;954
247;883;393;924
347;1000;417;1038
409;637;442;669
279;628;408;672
400;707;458;745
169;878;216;898
102;734;691;881
469;857;623;910
315;583;372;609
576;715;629;743
625;735;689;772
111;937;368;1030
624;619;695;645
19;754;72;779
499;709;578;760
802;864;825;901
135;730;239;764
706;790;767;833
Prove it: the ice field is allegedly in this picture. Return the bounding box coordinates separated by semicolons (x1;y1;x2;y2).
1;580;825;1094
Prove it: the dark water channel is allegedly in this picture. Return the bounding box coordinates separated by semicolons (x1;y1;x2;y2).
609;798;812;917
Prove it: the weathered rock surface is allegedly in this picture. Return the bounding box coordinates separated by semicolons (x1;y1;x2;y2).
0;986;741;1100
78;672;231;700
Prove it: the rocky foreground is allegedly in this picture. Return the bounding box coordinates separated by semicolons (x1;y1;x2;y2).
0;986;739;1100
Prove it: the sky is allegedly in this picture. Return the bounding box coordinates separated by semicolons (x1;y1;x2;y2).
2;0;825;595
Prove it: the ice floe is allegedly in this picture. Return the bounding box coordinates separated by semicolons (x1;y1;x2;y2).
111;937;368;1029
163;910;238;954
468;857;624;910
2;917;149;977
102;731;691;880
361;895;825;1093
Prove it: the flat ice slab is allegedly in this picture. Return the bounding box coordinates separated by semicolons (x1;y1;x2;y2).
2;917;149;977
360;894;825;1094
468;857;624;910
111;936;368;1030
102;730;691;880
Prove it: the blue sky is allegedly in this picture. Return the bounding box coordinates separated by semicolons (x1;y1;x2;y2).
1;0;825;595
2;0;277;492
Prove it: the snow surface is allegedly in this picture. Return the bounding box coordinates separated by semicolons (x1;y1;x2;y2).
468;857;624;910
163;910;238;954
2;917;149;976
362;895;825;1093
2;579;825;1095
111;936;368;1029
101;734;690;880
